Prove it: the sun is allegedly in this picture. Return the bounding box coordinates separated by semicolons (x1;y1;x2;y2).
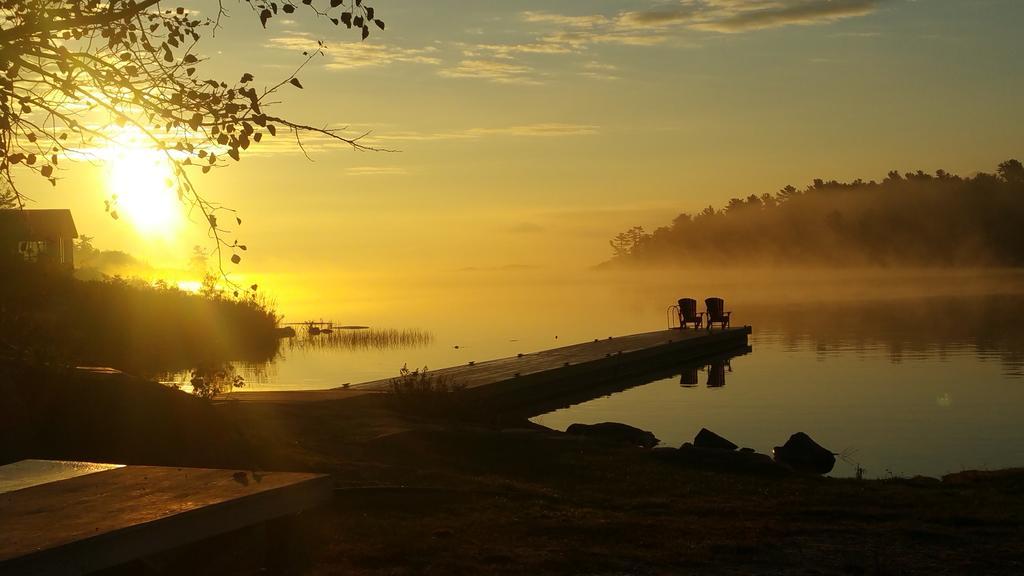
104;128;183;238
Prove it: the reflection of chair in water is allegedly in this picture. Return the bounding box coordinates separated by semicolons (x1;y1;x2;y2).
705;297;731;330
676;298;704;329
679;366;699;387
706;361;731;388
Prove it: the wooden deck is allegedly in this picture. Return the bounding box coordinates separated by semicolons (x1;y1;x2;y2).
356;326;751;414
356;326;748;391
224;326;751;412
0;462;331;575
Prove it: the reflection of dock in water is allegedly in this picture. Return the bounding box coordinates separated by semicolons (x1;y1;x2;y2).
513;345;751;417
680;355;736;389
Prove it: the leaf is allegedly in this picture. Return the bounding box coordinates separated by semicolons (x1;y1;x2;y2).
231;254;241;264
289;77;303;89
240;72;254;83
375;19;385;30
259;9;272;27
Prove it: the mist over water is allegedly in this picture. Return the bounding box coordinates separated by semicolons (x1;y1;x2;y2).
201;267;1024;477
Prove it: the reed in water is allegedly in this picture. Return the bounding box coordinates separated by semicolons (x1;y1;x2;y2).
287;328;434;352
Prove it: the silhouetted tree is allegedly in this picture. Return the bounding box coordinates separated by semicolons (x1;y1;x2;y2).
607;161;1024;267
998;159;1024;184
0;1;385;269
609;226;647;258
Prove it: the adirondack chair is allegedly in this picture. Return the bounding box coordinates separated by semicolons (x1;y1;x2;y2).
705;297;731;329
676;298;704;329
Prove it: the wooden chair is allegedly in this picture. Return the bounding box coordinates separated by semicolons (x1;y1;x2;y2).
705;297;731;329
676;298;704;329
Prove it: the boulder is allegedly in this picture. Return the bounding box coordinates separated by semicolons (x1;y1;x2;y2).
565;422;659;448
772;432;835;474
674;444;787;476
692;428;738;451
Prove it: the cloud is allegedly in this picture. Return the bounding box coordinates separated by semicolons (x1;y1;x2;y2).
521;11;611;28
522;1;882;41
619;0;882;33
692;0;881;32
370;123;599;143
269;34;441;70
466;123;599;137
446;16;670;84
438;59;541;84
580;60;620;81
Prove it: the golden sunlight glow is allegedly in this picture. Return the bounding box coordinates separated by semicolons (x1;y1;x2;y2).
176;280;202;293
103;128;183;238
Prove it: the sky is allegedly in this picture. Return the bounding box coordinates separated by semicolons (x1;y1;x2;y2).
19;0;1024;313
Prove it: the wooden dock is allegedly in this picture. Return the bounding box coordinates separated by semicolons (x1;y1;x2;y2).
225;326;752;411
353;326;752;414
0;461;331;575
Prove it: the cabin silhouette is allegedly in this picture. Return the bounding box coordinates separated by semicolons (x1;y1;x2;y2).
0;209;78;271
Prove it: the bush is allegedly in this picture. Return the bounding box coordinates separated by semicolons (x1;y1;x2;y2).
387;364;467;416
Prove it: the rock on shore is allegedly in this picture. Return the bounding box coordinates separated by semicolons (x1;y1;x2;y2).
566;422;659;448
773;432;836;474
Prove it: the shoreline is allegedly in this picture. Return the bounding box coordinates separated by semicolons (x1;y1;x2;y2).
4;362;1023;574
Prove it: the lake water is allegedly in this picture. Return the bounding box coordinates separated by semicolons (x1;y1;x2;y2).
179;269;1024;478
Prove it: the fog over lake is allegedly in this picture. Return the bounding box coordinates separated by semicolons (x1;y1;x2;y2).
176;268;1024;478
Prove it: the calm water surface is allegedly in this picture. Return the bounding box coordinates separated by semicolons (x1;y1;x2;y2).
189;270;1024;478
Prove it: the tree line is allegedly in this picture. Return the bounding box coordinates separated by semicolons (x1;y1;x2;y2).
607;160;1024;267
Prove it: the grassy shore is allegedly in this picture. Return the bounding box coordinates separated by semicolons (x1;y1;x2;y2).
0;265;280;374
3;363;1023;575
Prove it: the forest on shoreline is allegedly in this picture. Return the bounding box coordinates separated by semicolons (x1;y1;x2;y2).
606;160;1024;267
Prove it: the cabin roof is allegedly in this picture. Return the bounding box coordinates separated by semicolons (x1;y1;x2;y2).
0;209;78;240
